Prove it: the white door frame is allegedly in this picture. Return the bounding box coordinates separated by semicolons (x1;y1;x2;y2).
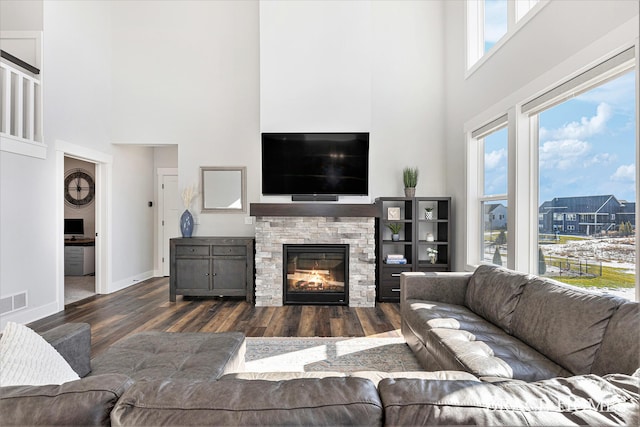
56;140;112;312
157;168;178;276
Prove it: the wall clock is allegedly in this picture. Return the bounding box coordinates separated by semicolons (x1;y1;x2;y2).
64;168;95;208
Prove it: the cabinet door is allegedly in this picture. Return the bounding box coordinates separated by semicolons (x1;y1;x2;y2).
213;258;246;294
175;259;211;291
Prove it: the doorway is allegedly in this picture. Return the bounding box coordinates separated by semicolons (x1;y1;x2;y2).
159;171;180;276
63;157;96;304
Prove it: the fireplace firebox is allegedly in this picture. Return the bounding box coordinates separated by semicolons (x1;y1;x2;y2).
283;244;349;305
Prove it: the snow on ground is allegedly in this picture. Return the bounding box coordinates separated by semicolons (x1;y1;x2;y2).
540;236;636;301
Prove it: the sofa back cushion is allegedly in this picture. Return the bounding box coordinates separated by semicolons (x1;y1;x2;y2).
111;377;383;426
511;277;621;375
464;265;530;334
591;302;640;376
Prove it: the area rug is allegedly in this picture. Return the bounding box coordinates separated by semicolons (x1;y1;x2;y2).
245;337;423;373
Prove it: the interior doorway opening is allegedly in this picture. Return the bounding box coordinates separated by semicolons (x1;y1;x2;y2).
63;156;97;305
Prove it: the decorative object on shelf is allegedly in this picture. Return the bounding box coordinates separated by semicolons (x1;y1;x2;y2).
424;207;434;220
387;223;403;241
403;167;418;198
180;185;198;238
426;233;434;242
426;247;438;264
387;207;401;220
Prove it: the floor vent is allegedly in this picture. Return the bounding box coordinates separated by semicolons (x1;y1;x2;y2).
0;292;28;315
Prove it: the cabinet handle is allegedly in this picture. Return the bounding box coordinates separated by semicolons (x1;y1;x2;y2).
391;273;401;277
392;288;400;292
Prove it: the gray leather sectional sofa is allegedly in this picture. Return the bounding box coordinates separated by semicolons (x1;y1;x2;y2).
1;264;638;425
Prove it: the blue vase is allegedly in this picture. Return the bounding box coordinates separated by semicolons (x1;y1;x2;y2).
180;209;194;238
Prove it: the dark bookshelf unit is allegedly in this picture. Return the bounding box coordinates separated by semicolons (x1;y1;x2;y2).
375;197;451;302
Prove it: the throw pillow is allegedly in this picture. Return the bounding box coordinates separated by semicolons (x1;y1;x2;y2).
0;322;80;386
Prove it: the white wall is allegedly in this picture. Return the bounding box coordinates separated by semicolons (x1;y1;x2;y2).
444;0;639;270
370;1;445;198
110;0;260;236
260;0;446;200
1;1;158;328
0;0;42;31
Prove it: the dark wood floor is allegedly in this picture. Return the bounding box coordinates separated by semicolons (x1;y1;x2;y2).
28;277;402;358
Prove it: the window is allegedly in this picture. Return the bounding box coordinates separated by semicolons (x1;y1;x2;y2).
467;0;546;70
472;120;509;267
467;47;637;301
530;59;636;299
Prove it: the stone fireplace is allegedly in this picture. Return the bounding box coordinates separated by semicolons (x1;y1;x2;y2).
252;204;377;307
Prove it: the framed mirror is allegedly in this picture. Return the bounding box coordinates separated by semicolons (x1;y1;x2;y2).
200;166;247;213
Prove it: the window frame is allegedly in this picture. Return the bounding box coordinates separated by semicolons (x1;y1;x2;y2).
465;44;638;300
466;0;550;76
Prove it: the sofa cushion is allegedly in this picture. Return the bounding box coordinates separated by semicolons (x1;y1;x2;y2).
591;302;640;376
511;278;622;375
465;265;530;334
110;377;383;426
0;322;80;386
379;374;640;426
403;299;571;380
429;327;571;381
90;331;245;381
0;373;133;427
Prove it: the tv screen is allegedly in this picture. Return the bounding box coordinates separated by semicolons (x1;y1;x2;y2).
262;133;369;196
64;218;84;235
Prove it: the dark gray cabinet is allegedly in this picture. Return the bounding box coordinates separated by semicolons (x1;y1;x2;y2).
376;197;451;302
170;237;254;303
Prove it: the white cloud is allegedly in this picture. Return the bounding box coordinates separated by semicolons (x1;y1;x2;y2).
485;148;507;170
539;139;591;170
542;103;611;141
610;164;635;182
584;152;617;167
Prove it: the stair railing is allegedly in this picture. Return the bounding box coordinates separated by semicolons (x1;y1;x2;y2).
1;50;42;145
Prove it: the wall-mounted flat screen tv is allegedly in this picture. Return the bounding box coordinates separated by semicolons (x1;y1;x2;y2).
261;132;369;196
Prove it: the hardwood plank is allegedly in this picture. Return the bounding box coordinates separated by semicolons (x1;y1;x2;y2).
28;277;402;357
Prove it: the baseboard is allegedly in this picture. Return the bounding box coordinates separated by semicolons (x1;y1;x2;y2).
108;270;154;294
0;301;59;330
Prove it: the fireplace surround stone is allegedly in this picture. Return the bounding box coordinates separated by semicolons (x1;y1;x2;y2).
254;216;376;307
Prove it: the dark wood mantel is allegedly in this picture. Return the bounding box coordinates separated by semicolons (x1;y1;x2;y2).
250;203;379;217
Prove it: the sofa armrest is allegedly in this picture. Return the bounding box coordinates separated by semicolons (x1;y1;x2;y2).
400;272;471;306
0;374;133;427
39;323;92;377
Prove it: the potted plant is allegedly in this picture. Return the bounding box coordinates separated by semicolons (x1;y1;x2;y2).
387;222;403;241
403;167;418;197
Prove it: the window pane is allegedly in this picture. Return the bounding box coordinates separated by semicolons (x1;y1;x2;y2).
516;0;539;21
483;126;508;196
484;0;507;52
482;200;509;266
537;71;636;301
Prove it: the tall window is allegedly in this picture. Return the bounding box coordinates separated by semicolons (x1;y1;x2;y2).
534;71;636;299
476;124;509;266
